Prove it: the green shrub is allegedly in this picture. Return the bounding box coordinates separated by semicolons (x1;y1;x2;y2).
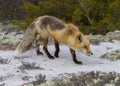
12;0;120;34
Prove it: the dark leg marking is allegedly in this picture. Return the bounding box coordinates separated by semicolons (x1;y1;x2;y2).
43;38;54;59
36;40;43;55
54;40;60;58
69;48;82;64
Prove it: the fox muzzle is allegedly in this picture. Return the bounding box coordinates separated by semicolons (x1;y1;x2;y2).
87;52;93;56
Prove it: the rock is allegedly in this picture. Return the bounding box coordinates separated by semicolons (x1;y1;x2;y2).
0;22;22;32
106;30;120;41
0;32;23;50
101;49;120;60
89;30;120;45
1;20;10;25
0;34;22;45
40;80;56;86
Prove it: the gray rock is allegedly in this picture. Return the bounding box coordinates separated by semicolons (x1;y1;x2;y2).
0;23;22;32
89;30;120;45
101;49;120;60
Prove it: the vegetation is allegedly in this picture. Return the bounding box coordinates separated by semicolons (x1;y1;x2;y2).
0;0;120;34
0;0;26;21
24;71;120;86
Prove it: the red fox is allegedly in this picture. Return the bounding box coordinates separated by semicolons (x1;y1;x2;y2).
14;15;93;64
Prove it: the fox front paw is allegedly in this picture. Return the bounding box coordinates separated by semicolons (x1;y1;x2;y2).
54;53;59;58
37;51;44;55
73;59;82;64
48;56;55;59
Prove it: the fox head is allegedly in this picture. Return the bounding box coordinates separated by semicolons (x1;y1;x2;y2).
67;24;93;55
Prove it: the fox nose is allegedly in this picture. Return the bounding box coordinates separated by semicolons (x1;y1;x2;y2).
87;52;93;56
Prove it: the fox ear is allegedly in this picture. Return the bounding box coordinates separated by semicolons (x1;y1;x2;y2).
66;24;74;34
69;28;74;34
76;34;82;43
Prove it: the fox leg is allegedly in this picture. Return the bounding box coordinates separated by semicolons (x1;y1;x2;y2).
54;40;60;58
43;38;54;59
36;40;43;55
69;48;82;64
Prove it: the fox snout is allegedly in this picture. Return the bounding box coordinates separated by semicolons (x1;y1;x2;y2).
87;51;93;56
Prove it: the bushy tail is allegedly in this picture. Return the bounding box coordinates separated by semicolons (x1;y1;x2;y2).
14;28;37;55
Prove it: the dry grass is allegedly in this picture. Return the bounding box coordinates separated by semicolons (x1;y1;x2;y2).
33;74;46;85
19;61;44;70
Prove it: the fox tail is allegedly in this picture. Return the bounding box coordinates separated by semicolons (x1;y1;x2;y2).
14;26;37;55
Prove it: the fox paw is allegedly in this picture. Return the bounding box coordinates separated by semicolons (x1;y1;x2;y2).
37;51;44;55
73;59;82;64
54;54;59;58
49;56;55;59
75;61;82;64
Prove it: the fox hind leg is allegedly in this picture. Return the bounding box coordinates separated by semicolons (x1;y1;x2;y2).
43;37;54;59
54;39;60;58
36;39;43;55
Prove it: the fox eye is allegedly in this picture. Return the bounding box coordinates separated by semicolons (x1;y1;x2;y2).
77;35;82;43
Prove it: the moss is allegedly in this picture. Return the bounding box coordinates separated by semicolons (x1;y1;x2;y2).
0;35;22;46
